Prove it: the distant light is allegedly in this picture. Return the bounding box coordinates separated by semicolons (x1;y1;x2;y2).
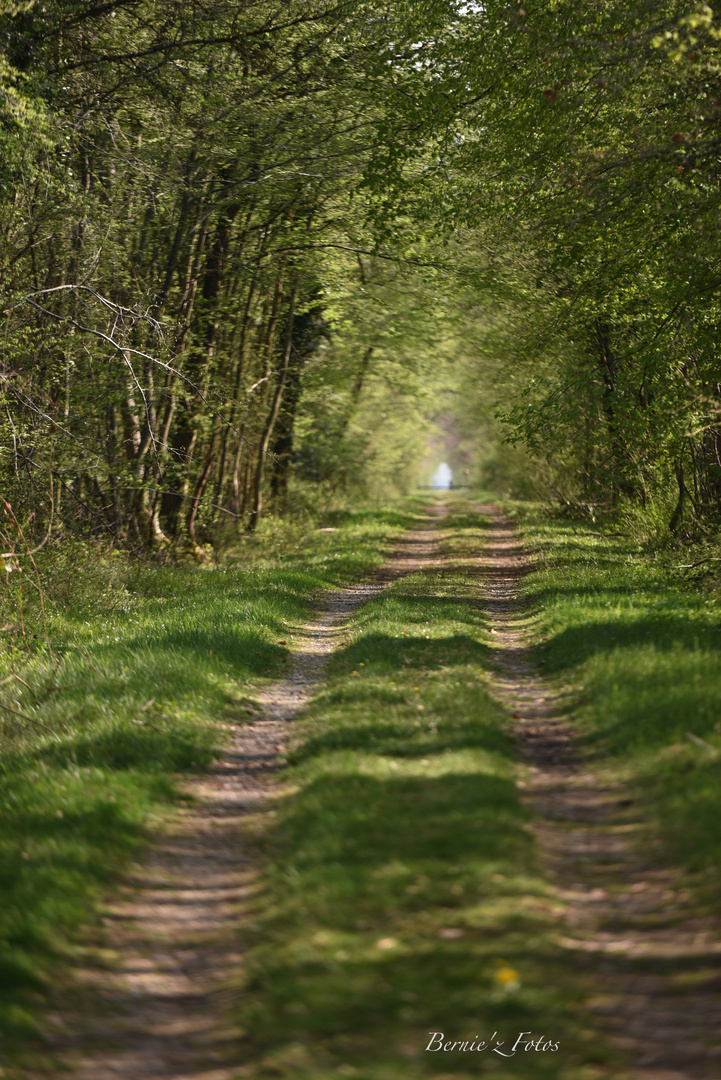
433;463;453;489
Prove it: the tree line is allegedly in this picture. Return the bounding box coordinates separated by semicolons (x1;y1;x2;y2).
2;0;720;557
445;0;721;529
1;0;441;555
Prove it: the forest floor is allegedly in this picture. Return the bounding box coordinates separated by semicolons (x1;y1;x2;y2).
5;496;721;1079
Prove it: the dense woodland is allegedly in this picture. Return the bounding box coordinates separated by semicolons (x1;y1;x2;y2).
2;0;721;557
4;7;721;1071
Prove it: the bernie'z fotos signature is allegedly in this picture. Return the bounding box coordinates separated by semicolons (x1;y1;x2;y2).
426;1031;559;1057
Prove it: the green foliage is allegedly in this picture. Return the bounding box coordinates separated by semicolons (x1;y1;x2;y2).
295;264;461;501
0;0;470;550
349;0;721;526
5;0;721;550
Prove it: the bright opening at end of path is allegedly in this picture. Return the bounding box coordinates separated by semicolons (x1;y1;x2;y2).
433;462;453;489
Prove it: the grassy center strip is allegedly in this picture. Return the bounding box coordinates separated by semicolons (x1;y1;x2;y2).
237;502;613;1080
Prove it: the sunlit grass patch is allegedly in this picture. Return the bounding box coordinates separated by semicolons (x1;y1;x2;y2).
237;507;613;1078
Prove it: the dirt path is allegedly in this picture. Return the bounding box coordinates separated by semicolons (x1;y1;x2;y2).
477;503;721;1080
43;509;446;1080
36;500;721;1079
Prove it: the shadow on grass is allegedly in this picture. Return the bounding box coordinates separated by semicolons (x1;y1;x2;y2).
0;771;163;1045
93;626;287;676
321;505;427;531
441;511;494;531
539;616;721;755
289;711;511;763
582;655;721;753
282;771;528;872
529;582;670;604
543;615;720;672
332;630;492;673
649;751;721;874
242;770;600;1077
34;721;218;772
243;947;594;1080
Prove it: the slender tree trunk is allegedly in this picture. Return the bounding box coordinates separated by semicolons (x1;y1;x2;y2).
340;345;373;433
669;457;687;532
247;279;299;532
186;451;215;558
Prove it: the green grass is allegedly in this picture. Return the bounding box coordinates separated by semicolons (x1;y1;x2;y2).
508;502;721;890
0;503;421;1057
9;494;714;1075
236;504;614;1080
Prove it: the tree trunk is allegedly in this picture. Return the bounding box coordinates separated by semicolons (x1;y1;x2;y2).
247;279;299;532
669;457;687;533
186;451;215;558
